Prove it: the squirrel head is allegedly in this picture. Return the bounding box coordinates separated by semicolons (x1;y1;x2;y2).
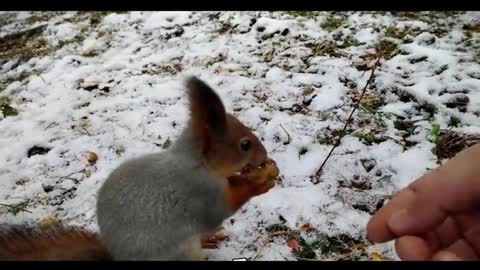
186;76;268;179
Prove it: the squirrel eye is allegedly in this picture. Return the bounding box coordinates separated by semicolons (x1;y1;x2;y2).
239;139;252;152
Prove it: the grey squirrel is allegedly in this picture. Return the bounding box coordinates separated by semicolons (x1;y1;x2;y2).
0;76;280;260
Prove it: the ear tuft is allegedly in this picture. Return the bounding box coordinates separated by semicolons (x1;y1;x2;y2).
185;76;228;144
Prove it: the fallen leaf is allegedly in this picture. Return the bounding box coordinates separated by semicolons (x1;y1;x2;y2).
299;223;314;232
40;217;62;228
303;85;315;96
370;252;383;261
287;239;301;251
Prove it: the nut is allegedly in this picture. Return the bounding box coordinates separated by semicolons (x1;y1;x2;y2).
86;151;98;165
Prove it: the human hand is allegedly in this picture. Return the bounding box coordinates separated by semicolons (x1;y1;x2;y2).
367;144;480;260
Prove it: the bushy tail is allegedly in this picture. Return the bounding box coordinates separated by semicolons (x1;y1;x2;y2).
0;225;112;260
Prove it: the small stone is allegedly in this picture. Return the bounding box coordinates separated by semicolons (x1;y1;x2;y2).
361;159;376;172
256;26;265;32
27;146;51;157
43;185;54;193
416;33;436;46
162;138;172;149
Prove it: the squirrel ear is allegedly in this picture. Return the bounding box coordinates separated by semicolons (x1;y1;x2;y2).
186;76;228;140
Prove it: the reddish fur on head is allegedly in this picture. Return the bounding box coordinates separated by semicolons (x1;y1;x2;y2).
186;76;268;179
0;226;111;261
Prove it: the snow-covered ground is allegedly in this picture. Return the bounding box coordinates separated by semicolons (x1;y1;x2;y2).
0;11;479;261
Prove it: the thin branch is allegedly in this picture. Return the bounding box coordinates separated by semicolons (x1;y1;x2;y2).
0;203;32;214
58;169;86;182
44;122;57;130
80;127;91;136
296;256;323;261
38;75;47;84
314;54;382;178
279;124;292;144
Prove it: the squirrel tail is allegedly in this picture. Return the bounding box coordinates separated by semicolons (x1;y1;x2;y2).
0;225;112;261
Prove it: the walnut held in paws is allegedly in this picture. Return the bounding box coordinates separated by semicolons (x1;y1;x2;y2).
228;158;279;186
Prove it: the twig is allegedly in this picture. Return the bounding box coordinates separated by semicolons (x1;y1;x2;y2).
279;124;292;144
296;256;322;261
44;122;57;130
80;127;91;136
314;54;382;178
59;169;86;182
38;75;47;84
0;203;32;214
253;231;291;261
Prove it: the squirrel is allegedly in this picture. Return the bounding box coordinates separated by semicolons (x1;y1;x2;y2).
0;76;280;261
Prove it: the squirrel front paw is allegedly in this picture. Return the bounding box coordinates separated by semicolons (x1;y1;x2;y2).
251;175;276;195
201;229;228;249
226;158;279;211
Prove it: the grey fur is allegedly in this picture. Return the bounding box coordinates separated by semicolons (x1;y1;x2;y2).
96;127;233;260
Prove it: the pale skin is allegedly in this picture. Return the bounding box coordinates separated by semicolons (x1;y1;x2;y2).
367;143;480;261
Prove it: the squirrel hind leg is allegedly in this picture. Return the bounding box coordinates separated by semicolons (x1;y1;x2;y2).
201;229;228;249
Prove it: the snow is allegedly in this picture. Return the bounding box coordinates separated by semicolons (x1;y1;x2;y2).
386;143;437;189
45;22;79;47
143;12;192;30
354;28;378;44
253;17;290;36
1;11;480;261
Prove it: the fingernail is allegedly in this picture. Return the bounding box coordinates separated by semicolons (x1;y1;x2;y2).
387;209;411;234
435;251;461;261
